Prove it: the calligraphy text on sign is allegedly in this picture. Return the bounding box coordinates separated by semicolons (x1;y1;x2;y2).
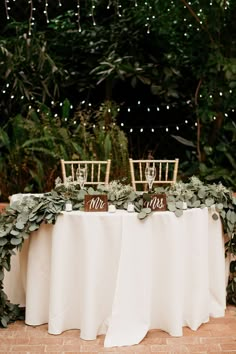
84;195;108;212
143;193;167;211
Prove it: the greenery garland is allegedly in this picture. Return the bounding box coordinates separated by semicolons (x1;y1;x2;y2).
0;177;235;327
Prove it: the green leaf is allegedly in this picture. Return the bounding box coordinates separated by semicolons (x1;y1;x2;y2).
10;238;22;245
216;203;224;210
176;201;184;209
138;211;147;220
141;207;151;214
10;229;20;236
175;209;183;217
205;198;214;207
193;200;201;208
167;202;176;212
29;224;40;232
1;317;8;328
0;238;8;246
15;222;25;230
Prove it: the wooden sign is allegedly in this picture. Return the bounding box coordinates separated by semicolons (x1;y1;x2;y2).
143;193;167;211
84;195;108;212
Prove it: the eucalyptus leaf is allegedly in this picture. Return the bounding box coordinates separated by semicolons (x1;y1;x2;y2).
29;224;40;232
0;238;8;246
10;238;22;245
15;222;25;230
1;317;8;328
168;202;176;212
205;198;215;207
175;209;183;217
198;189;206;199
141;207;152;214
176;201;184;209
193;200;201;208
138;211;147;219
10;229;20;236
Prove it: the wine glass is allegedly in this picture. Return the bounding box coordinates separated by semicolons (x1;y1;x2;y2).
76;166;87;189
145;165;156;192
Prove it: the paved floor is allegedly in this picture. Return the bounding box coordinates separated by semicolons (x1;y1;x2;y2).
0;306;235;353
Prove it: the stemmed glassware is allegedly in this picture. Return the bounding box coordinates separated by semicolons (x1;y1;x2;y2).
145;164;156;192
76;165;87;189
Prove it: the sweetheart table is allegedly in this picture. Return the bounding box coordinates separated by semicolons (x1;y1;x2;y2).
4;206;226;347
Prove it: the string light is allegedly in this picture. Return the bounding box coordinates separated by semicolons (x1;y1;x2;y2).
76;0;81;32
90;0;96;26
44;0;49;24
4;0;10;20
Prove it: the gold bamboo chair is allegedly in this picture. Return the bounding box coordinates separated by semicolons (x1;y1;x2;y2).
60;159;111;186
129;158;179;191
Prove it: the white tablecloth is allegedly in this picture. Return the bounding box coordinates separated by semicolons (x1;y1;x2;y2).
4;207;226;347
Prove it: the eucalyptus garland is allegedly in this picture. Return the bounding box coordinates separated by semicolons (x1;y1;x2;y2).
0;177;235;327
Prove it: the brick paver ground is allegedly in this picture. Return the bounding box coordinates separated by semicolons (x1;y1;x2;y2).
0;306;235;353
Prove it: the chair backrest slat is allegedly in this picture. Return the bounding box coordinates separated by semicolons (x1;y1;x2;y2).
60;159;111;186
129;158;179;191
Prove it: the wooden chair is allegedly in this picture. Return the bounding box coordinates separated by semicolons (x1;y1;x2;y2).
129;158;179;191
60;159;111;186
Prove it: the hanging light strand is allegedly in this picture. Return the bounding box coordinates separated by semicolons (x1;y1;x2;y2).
107;0;112;10
116;0;122;17
28;0;34;36
91;0;96;26
4;0;10;20
76;0;81;31
44;0;49;23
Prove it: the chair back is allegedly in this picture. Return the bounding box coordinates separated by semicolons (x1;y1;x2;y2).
60;159;111;186
129;158;179;191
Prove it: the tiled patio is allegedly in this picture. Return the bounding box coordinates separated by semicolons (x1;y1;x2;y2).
0;306;235;353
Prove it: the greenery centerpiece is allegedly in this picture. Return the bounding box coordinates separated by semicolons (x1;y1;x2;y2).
0;177;235;327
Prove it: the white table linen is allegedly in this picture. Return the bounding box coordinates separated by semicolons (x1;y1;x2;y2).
4;207;226;347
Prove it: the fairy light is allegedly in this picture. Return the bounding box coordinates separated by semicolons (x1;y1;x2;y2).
4;0;10;20
58;0;62;6
140;128;143;132
107;0;112;10
130;128;133;132
76;0;81;32
166;128;169;132
127;107;131;112
121;122;124;126
134;0;138;6
44;0;49;24
91;0;96;26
